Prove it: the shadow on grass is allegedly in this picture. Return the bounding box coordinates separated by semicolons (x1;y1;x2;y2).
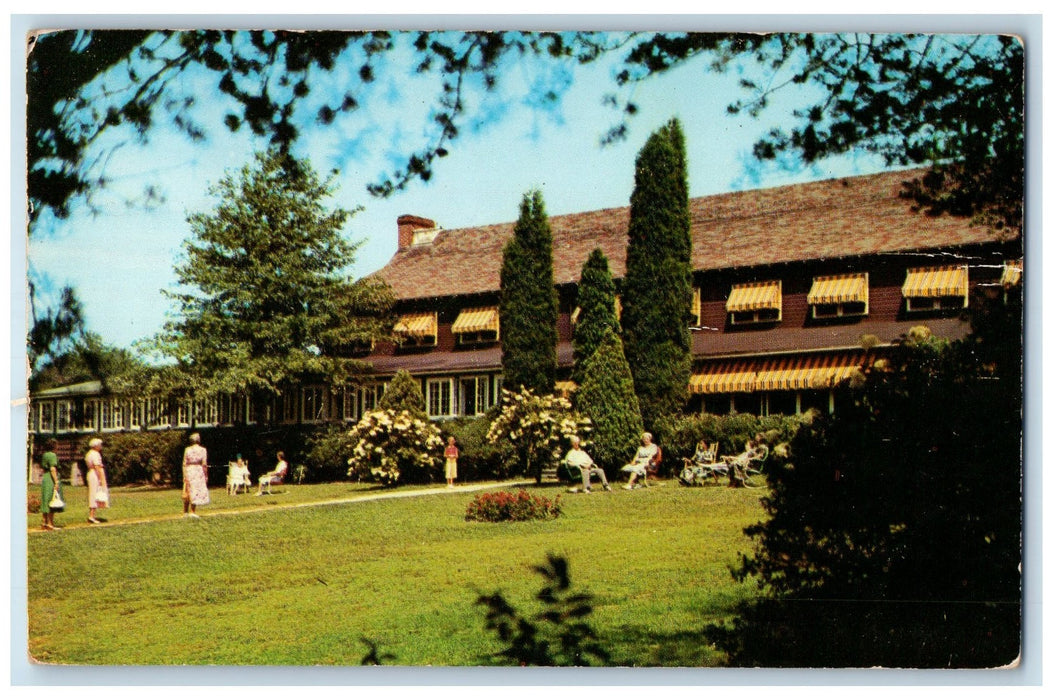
598;624;726;667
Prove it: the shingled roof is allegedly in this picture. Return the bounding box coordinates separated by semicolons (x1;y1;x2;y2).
373;168;1010;301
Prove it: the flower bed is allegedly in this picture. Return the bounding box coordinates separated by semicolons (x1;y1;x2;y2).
465;490;562;523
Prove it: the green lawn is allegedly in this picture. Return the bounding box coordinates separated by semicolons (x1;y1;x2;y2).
27;480;766;666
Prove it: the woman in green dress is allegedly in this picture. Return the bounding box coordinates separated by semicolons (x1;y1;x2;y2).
39;438;62;530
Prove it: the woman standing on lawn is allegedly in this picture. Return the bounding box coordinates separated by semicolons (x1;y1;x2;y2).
444;436;459;488
39;438;63;530
181;433;210;518
85;438;108;524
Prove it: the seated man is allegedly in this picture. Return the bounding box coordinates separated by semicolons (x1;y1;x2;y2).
255;451;289;495
726;435;765;488
564;436;611;493
621;432;660;489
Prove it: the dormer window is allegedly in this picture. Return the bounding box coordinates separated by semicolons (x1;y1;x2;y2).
902;266;968;312
393;312;438;348
808;273;869;319
726;280;782;325
452;306;500;345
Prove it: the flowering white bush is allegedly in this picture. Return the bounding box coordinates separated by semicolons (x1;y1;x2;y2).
486;388;591;483
346;409;444;485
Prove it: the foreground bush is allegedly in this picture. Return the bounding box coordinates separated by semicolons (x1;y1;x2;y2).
487;388;590;484
654;411;808;467
440;416;515;481
465;490;563;523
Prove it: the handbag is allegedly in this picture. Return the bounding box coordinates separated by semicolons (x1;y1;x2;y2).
48;489;65;511
95;487;109;506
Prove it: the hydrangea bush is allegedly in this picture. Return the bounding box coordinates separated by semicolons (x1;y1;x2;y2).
486;388;590;483
346;409;444;485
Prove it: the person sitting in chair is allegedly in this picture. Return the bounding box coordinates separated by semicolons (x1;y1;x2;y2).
621;432;660;489
564;436;611;493
255;451;289;496
727;434;765;488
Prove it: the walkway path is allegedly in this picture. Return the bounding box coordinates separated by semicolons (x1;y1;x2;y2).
29;479;539;534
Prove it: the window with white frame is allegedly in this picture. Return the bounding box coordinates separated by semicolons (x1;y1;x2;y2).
176;400;192;427
38;401;55;433
194;398;218;426
82;399;100;432
903;265;968;312
427;378;454;418
301;386;327;423
56;401;72;432
128;400;143;430
281;393;298;424
146;398;170;429
459;376;491;417
339;388;359;422
807;273;869;319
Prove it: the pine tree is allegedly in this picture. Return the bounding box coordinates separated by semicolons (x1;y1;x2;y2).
571;249;621;384
378;369;426;417
620;118;693;426
156;150;393;407
499;190;559;394
575;327;644;469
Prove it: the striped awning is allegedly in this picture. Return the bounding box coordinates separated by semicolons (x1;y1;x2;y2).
902;266;969;298
807;273;869;305
393;312;437;338
726;280;782;313
451;306;500;335
1001;260;1022;287
691;353;865;394
754;353;864;392
691;287;702;320
689;360;757;394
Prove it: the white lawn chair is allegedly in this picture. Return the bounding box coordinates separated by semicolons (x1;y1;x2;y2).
227;462;252;495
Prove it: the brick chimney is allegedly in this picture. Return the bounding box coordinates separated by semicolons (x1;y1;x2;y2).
397;215;437;250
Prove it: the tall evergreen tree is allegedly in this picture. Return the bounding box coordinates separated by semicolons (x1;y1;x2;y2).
575;327;644;469
571;248;621;384
154;150;393;410
499;190;559;394
378;369;426;418
620;118;693;426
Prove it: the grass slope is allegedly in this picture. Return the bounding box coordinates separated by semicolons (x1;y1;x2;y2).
27;482;765;666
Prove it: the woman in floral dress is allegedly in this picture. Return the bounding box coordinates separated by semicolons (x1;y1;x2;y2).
181;433;209;518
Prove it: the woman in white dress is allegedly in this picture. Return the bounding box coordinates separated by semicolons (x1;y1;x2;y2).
85;438;108;524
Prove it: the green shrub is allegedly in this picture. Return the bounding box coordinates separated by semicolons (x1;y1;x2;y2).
653;411;808;469
465;490;563;522
27;493;42;514
304;424;355;482
440;417;514;481
346;409;444;485
575;327;644;468
487;388;591;484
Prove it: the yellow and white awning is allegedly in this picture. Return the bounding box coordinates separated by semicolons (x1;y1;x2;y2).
451;306;500;335
691;353;865;394
1001;260;1022;287
393;312;437;339
726;280;782;313
691;287;702;320
571;295;622;325
902;266;968;298
689;360;757;394
754;353;864;392
807;273;869;305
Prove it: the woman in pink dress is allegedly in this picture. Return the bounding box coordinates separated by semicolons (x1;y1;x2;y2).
85;438;108;524
182;433;210;518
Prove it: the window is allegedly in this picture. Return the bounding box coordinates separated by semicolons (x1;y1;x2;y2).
459;376;491;417
56;401;72;432
281;393;298;424
82;399;100;432
101;399;127;431
38;401;55;433
301;386;327;423
902;265;968;312
146;398;170;429
394;312;438;348
176;400;192;427
427;378;454;418
451;306;499;345
194;398;218;426
360;385;379;413
808;273;869;319
337;388;359;422
726;280;782;325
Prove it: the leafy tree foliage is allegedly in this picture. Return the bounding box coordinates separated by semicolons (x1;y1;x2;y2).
499;190;559;395
612;32;1024;233
487;388;589;485
153;149;393;404
710;287;1022;667
29;331;144;393
476;553;610;666
620;118;693;426
575;328;644;469
570;248;621;384
27;284;86;375
377;369;426;417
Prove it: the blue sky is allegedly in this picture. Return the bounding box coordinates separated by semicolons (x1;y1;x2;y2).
25;28;893;354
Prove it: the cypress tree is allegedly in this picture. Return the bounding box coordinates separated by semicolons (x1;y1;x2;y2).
571;248;621;384
378;369;426;418
499;190;559;394
575;327;644;469
620;118;693;426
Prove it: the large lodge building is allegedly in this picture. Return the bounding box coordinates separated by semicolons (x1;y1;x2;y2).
28;167;1022;452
